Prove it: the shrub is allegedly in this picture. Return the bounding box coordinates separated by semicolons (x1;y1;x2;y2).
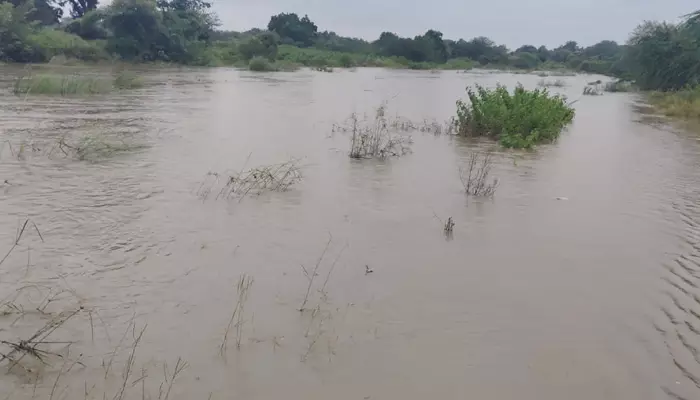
338;53;354;68
455;85;575;148
248;56;275;71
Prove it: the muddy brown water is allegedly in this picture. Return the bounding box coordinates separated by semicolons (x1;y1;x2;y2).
1;66;700;400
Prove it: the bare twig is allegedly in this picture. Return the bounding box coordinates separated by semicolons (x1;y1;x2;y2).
300;235;332;311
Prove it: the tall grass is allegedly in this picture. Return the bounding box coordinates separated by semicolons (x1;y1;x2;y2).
455;85;575;148
647;86;700;119
13;71;144;96
13;74;112;95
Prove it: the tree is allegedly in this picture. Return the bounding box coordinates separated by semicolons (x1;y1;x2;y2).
60;0;98;18
514;44;537;53
1;0;62;25
267;12;317;47
625;20;700;90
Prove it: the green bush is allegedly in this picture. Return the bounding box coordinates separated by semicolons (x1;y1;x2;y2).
455;85;575;148
248;56;275;71
28;29;108;62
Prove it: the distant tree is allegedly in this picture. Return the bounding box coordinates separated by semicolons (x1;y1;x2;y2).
582;40;620;60
59;0;98;18
267;12;317;47
536;45;550;62
509;52;539;69
560;40;579;53
514;44;537;53
1;0;63;25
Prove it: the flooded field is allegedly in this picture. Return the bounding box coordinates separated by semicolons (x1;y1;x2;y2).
1;66;700;400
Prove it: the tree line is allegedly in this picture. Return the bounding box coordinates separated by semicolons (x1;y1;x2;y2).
0;0;698;91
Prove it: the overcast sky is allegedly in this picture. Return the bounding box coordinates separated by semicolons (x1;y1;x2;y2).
209;0;696;48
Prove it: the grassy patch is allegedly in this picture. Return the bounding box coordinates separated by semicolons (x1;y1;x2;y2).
647;86;700;119
13;74;113;95
113;71;144;89
455;85;575;148
12;69;144;96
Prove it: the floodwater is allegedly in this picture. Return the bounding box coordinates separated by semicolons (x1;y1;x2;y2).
0;66;699;400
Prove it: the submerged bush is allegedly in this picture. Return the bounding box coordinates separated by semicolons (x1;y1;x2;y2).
583;86;602;96
537;78;566;88
455;85;575;148
248;56;275;71
13;74;113;95
13;70;144;96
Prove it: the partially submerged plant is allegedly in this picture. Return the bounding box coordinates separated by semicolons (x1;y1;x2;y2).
221;273;254;354
459;151;499;197
13;74;113;96
346;105;413;159
455;84;575;148
537;79;567;88
198;158;303;201
583;86;603;96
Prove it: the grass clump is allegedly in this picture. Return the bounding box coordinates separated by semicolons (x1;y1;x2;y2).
13;74;113;96
647;86;700;119
455;85;575;148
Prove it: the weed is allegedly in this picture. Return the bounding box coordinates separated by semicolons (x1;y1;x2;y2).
455;84;575;148
220;274;254;354
198;158;303;201
459;151;499;197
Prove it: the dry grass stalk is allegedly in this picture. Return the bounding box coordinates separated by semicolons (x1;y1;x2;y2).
199;158;303;201
459;151;499;197
0;308;82;372
220;274;254;354
300;236;332;311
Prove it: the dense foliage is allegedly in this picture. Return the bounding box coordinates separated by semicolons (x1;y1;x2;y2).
455;85;575;148
0;1;699;96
